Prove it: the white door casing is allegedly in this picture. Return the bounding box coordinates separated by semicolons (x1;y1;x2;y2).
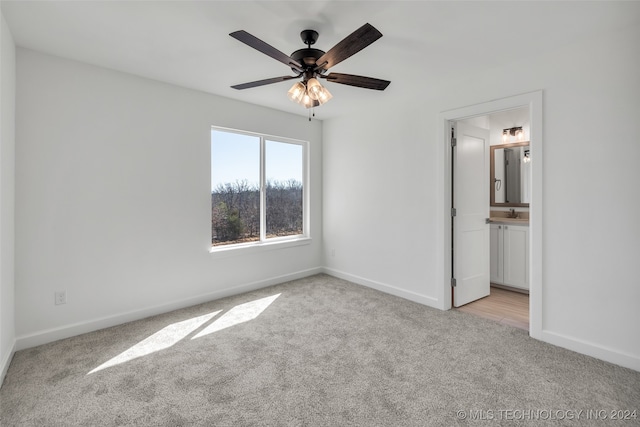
439;91;542;339
453;122;490;307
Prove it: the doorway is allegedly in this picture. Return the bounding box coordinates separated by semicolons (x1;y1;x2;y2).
456;287;529;331
438;91;542;339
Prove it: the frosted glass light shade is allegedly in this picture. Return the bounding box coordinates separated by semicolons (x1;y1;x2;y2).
316;86;333;105
301;93;315;109
306;78;323;101
287;82;306;103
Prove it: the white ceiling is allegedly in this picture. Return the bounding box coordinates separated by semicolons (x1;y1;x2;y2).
2;1;638;120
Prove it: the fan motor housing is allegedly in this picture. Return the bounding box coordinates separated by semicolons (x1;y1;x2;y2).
290;48;327;73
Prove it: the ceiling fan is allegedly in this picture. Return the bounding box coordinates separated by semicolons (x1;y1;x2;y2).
229;23;390;109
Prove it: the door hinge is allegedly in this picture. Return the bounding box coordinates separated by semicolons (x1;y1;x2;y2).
451;137;457;147
451;208;457;217
451;277;457;288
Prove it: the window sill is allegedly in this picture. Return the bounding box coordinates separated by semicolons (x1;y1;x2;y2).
209;236;312;259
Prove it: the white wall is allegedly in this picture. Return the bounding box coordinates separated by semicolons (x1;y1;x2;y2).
323;23;640;370
0;10;16;383
14;49;323;348
323;103;439;306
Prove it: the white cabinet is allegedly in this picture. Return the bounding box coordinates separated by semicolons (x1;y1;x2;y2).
490;224;529;290
490;224;504;284
503;225;529;289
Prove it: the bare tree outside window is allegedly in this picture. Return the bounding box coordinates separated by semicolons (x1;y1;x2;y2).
211;129;306;247
265;140;303;239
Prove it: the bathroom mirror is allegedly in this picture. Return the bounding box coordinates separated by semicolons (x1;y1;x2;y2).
490;141;530;207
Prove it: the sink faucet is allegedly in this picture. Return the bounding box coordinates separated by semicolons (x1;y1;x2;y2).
508;209;518;218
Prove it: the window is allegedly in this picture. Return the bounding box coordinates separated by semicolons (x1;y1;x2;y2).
211;127;307;248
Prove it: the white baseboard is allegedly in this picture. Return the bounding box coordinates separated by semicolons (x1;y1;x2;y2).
0;340;16;388
322;267;440;308
15;267;323;351
541;330;640;372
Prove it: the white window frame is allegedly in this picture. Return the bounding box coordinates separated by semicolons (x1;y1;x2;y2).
209;126;310;256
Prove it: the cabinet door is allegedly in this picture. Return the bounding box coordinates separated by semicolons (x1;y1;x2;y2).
503;225;529;289
490;224;503;284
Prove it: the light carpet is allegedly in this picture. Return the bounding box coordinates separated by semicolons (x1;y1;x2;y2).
1;274;639;426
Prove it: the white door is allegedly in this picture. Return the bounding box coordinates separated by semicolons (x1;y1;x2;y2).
453;122;490;307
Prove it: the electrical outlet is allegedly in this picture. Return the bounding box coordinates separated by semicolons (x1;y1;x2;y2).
55;291;67;305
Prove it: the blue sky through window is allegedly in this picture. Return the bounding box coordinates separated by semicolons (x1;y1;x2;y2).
211;129;303;190
266;139;302;185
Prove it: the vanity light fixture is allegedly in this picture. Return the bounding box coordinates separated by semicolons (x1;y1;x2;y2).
502;126;525;143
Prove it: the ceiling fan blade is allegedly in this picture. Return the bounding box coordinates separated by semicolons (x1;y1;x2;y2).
322;73;390;91
230;30;303;72
231;75;299;90
314;23;382;70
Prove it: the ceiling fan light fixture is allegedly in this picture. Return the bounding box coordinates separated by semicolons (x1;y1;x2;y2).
306;78;323;101
230;23;390;115
316;86;333;105
301;92;315;109
287;81;306;103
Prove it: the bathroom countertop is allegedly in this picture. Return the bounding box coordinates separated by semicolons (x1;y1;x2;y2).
489;217;529;225
489;210;529;225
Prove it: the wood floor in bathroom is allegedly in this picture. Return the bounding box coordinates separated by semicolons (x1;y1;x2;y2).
456;286;529;331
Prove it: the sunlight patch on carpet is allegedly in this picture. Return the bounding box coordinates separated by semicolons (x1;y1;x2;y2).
192;294;280;340
88;310;221;374
87;294;281;374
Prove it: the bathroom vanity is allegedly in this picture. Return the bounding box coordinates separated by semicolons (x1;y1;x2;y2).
488;139;531;292
489;215;529;292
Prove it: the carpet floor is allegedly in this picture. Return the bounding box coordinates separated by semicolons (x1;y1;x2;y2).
1;274;639;426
